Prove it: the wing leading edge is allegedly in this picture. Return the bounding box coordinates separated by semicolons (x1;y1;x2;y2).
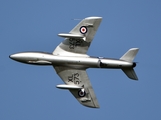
54;66;99;108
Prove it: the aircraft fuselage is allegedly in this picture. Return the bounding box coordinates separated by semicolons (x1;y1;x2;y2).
9;16;139;108
9;52;135;69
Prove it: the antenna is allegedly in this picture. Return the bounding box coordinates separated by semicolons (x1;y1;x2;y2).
71;18;82;21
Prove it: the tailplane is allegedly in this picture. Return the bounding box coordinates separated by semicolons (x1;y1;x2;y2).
120;48;139;80
122;68;138;80
120;48;139;62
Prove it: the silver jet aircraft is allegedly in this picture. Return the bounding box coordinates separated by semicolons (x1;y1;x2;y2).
9;17;139;108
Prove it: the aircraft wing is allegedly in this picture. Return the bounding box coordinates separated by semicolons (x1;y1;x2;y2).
54;66;99;108
53;17;102;55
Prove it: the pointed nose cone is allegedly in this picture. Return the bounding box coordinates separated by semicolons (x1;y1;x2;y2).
9;54;15;60
9;54;21;61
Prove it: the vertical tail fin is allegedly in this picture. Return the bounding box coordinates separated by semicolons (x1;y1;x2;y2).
120;48;139;80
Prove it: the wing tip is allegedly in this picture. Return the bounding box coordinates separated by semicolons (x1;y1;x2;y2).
85;16;102;20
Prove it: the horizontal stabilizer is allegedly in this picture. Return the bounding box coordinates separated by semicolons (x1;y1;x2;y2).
120;48;139;62
122;68;138;80
56;84;82;89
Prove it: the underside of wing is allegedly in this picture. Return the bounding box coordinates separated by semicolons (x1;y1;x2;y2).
54;66;99;108
53;17;102;55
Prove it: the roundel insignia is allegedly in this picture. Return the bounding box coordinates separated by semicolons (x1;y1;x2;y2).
78;89;86;97
80;26;87;34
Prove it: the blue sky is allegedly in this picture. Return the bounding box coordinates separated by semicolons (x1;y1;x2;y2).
1;0;161;119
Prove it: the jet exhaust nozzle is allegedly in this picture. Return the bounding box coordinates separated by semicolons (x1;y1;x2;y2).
133;62;137;68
